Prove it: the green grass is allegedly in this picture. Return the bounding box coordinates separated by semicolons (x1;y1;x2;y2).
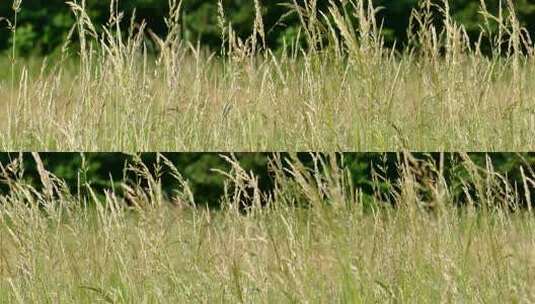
1;153;535;302
1;0;535;151
5;200;535;303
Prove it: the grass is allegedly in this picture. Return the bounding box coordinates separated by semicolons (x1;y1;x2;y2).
2;153;535;302
2;0;535;151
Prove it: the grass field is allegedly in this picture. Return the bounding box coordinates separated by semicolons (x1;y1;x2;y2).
2;0;535;151
1;153;535;302
4;0;535;302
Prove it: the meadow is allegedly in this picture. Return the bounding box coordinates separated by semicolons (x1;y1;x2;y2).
2;0;535;301
1;153;535;302
2;0;535;151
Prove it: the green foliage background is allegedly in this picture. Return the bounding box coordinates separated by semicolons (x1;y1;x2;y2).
2;0;535;55
1;153;535;209
1;1;535;208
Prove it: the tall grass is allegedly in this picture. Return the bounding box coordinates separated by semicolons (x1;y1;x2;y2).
1;0;535;151
1;153;535;302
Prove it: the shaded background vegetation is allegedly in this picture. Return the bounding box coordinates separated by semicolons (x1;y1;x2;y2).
1;1;535;208
1;153;535;208
2;0;535;55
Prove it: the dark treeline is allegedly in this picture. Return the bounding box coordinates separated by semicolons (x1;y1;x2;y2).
2;0;535;55
1;153;535;209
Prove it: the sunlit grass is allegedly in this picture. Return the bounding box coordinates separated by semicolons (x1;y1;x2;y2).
1;0;534;151
1;153;535;302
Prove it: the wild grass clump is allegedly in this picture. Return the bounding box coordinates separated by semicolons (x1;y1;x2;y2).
1;0;535;151
1;153;535;302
